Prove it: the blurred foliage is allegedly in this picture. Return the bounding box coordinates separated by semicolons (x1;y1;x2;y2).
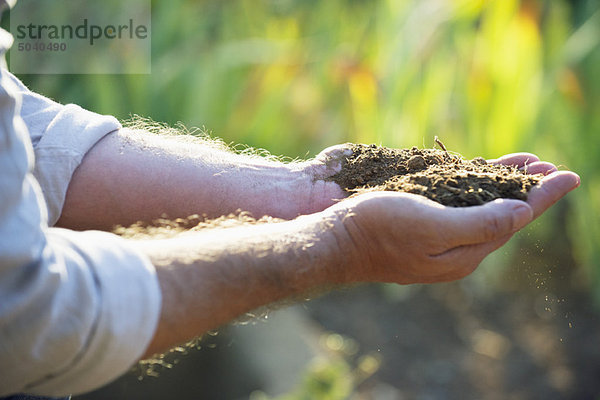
266;358;353;400
249;332;381;400
6;0;600;294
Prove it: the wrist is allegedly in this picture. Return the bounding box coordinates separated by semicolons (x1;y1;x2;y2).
287;162;347;217
291;208;360;286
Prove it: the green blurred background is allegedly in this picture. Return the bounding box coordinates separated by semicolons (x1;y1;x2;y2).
13;0;600;295
7;0;600;398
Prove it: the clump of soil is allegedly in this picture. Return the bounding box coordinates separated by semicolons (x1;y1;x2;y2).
331;143;541;207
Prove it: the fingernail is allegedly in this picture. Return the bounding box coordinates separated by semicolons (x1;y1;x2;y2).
572;172;581;188
512;204;533;231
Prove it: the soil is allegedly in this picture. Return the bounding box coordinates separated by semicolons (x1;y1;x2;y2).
331;143;541;207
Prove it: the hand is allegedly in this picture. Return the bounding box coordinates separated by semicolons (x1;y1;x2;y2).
322;153;580;285
325;192;532;284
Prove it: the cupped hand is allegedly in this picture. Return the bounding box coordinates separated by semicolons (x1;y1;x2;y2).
325;152;580;285
327;192;533;285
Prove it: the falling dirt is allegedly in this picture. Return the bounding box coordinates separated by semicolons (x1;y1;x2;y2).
331;143;542;207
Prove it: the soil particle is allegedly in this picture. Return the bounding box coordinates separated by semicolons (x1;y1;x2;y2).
331;143;542;207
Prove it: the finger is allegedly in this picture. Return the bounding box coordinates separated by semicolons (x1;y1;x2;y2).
521;161;557;175
527;171;581;219
435;199;533;247
488;153;540;168
315;143;353;161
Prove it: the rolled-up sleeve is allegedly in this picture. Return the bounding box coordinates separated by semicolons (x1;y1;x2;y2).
6;71;122;226
0;68;161;396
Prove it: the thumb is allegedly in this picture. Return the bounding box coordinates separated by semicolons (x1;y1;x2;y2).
438;199;533;247
305;144;353;180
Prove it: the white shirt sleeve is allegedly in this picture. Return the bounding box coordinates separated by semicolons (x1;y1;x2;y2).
0;68;162;396
5;71;122;226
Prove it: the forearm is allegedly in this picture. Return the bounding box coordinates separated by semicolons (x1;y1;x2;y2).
56;128;345;230
134;213;345;358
